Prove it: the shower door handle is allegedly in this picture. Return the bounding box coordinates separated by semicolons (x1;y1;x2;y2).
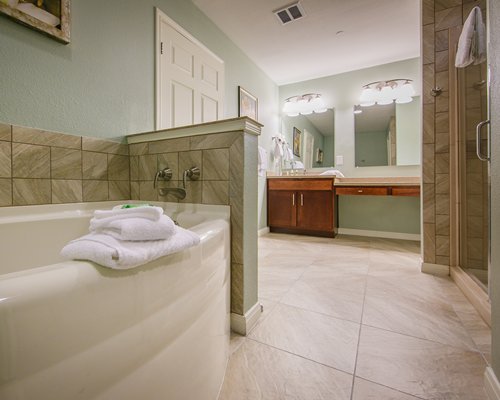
476;119;490;162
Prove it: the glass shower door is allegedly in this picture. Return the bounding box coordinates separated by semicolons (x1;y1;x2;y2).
459;57;490;293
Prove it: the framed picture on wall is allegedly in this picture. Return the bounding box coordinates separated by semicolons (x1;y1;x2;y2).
0;0;70;43
238;86;258;121
293;127;301;157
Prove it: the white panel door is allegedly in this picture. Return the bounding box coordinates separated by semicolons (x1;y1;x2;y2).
156;9;224;129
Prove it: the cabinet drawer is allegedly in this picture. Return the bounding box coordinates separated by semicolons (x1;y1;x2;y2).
268;179;333;191
335;186;388;196
392;186;420;197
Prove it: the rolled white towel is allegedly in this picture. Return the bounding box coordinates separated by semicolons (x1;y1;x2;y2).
90;214;177;241
61;228;200;270
93;205;164;221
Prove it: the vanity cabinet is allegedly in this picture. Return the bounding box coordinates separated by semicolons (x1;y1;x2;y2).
267;178;336;237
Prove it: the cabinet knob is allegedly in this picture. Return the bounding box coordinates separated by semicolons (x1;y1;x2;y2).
358;189;363;193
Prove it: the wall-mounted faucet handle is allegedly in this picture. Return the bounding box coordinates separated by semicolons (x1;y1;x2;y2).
182;166;200;188
153;167;173;188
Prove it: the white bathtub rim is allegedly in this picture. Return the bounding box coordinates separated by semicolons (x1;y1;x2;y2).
0;200;230;225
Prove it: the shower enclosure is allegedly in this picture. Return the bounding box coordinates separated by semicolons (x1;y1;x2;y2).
456;2;491;300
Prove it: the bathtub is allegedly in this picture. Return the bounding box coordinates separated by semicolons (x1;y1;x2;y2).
0;201;231;400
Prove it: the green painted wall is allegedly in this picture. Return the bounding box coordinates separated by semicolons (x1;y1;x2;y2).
396;97;421;166
355;131;389;167
323;135;335;167
339;196;420;234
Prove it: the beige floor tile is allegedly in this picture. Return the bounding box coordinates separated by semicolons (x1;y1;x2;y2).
367;261;421;277
281;271;366;323
356;325;487;400
230;332;246;355
247;298;279;335
218;340;352;400
249;303;359;373
363;276;477;350
258;270;300;302
352;377;421;400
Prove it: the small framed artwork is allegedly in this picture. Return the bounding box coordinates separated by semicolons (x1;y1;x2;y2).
238;86;258;121
0;0;70;44
315;148;324;164
293;127;301;157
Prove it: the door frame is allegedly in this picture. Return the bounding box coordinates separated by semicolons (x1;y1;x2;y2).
154;8;224;130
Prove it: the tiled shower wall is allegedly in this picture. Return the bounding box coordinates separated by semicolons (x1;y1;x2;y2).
422;0;486;266
0;122;130;206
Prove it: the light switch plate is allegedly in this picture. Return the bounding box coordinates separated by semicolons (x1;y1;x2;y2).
336;155;344;166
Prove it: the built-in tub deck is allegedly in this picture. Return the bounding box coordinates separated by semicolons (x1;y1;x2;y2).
0;201;230;400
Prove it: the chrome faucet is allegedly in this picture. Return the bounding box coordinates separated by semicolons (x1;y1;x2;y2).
158;166;200;200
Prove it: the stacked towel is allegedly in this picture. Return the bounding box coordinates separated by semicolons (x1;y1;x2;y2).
61;204;200;269
61;229;200;270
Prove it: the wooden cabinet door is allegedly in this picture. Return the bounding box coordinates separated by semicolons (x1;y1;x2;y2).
297;191;334;231
268;190;297;228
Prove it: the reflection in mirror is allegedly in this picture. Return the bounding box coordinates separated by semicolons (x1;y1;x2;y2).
354;96;420;167
281;109;335;169
355;103;396;167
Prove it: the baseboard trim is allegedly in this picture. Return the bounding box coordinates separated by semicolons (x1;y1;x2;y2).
258;227;270;237
485;367;500;400
421;262;450;276
451;266;491;326
230;302;262;336
338;228;420;241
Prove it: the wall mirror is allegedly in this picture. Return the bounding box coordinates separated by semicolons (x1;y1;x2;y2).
354;97;420;167
281;109;335;169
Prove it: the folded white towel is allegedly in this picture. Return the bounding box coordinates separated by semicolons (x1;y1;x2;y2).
90;214;177;241
61;228;200;270
258;146;268;177
320;169;345;177
455;6;486;68
93;205;164;221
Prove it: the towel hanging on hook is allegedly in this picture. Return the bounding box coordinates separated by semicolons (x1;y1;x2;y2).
455;6;486;68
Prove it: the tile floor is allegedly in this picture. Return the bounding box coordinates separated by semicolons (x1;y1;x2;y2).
219;233;491;400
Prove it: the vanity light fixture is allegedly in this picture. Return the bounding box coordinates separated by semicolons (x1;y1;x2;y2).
359;79;415;107
353;105;363;114
283;93;328;116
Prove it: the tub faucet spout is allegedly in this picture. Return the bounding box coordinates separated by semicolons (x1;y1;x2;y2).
158;187;187;200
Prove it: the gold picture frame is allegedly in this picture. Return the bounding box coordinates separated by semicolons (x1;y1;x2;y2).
238;86;258;121
0;0;70;44
293;127;301;157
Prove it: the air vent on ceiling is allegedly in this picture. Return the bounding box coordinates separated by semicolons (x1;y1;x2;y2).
274;2;306;25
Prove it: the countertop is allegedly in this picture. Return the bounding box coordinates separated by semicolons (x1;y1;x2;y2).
266;175;420;186
334;177;420;186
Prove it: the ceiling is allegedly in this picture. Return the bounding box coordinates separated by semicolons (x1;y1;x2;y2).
192;0;421;85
